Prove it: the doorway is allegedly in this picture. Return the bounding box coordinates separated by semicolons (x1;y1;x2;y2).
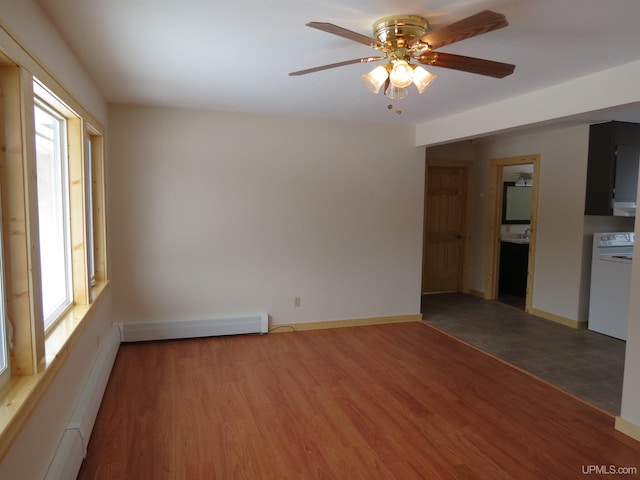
487;155;540;312
422;160;471;294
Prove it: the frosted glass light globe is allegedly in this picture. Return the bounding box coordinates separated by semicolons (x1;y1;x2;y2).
389;60;413;88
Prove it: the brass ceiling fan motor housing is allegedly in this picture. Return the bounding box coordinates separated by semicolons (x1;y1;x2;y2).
373;15;429;48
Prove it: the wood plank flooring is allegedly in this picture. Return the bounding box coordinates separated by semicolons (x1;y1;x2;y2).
77;322;640;479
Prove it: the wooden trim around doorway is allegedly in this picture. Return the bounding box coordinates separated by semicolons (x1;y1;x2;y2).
486;154;540;312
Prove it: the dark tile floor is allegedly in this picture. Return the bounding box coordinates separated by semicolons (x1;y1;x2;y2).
421;293;626;415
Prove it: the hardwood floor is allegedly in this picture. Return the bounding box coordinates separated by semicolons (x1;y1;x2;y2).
78;322;640;479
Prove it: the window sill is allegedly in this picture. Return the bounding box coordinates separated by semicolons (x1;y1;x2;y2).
0;281;110;460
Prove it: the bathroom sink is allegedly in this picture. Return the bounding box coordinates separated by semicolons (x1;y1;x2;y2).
500;233;530;244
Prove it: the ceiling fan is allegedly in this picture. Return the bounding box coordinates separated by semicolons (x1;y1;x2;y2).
289;10;515;113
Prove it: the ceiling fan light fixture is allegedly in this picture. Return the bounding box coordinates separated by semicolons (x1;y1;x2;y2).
362;65;389;94
412;66;436;94
291;10;515;113
385;84;408;100
389;60;413;88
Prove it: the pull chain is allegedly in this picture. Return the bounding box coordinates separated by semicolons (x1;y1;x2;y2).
387;98;402;114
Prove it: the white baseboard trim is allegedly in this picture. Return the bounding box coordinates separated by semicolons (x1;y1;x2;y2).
119;314;269;343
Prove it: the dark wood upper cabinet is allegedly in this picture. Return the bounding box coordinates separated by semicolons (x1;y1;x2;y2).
584;121;640;216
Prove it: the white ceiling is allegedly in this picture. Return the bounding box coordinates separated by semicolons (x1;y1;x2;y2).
36;0;640;126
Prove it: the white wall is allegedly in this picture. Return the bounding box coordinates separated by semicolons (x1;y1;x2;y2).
621;183;640;425
475;128;634;321
428;125;633;322
0;0;107;123
108;105;425;327
475;126;591;320
0;1;112;478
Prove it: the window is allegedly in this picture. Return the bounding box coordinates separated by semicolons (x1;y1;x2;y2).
0;80;7;389
0;230;9;391
86;131;107;288
34;99;73;330
0;41;108;458
86;138;95;286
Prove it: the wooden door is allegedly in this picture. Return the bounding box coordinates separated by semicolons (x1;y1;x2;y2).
422;165;468;293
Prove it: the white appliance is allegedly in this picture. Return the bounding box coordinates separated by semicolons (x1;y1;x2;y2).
588;232;634;340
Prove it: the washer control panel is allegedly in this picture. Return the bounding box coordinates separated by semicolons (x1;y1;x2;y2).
597;232;634;247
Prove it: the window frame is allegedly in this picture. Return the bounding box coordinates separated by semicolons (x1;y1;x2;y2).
33;97;74;332
0;75;9;391
0;201;9;391
0;59;109;459
86;137;96;286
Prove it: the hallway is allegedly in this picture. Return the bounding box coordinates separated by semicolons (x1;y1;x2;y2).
422;293;625;415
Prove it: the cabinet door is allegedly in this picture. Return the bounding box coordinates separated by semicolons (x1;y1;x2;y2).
614;145;640;203
584;121;640;215
584;122;616;215
499;242;528;296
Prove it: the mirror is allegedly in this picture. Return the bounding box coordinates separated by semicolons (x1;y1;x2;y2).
502;182;532;224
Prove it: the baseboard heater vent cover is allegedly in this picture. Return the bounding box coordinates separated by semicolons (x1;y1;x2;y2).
45;323;121;480
120;313;269;342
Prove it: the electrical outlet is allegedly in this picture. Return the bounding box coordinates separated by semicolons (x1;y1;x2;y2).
294;296;301;307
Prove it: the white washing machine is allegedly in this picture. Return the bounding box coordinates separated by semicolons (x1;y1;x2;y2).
588;232;634;340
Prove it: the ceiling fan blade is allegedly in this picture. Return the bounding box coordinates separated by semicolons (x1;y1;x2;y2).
418;51;515;78
418;10;508;50
289;56;384;76
306;22;384;49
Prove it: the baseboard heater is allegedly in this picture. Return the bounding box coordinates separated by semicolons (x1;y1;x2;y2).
119;313;269;343
43;315;267;479
44;322;121;480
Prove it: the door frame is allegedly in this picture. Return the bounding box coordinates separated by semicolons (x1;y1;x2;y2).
486;154;540;312
422;159;473;294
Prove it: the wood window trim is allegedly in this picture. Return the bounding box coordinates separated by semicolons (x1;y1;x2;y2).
1;66;44;376
0;33;109;459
